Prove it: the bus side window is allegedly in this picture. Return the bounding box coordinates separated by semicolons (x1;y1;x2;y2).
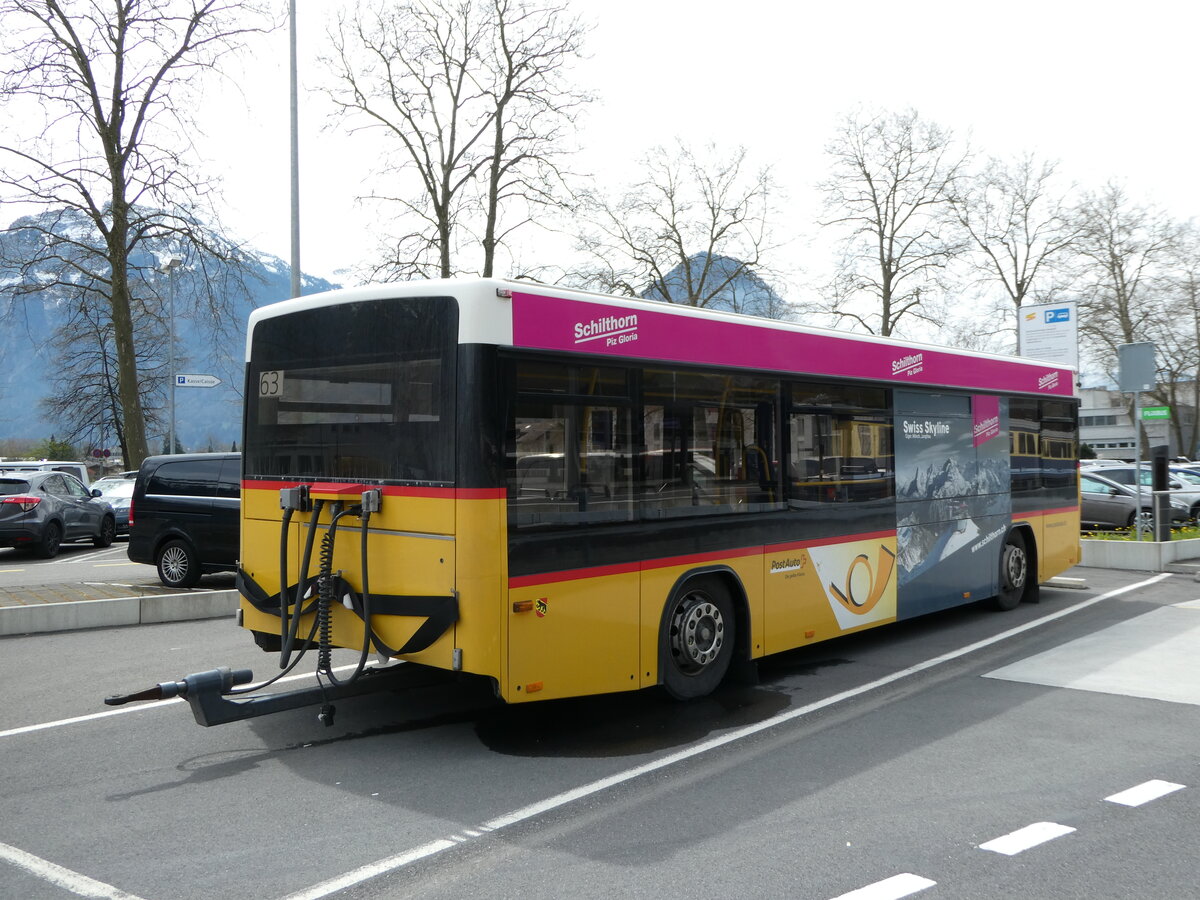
787;410;893;505
508;402;635;527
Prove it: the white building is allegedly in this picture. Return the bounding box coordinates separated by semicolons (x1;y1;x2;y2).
1078;386;1178;459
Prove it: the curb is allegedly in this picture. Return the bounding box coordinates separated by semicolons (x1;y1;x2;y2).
0;589;239;637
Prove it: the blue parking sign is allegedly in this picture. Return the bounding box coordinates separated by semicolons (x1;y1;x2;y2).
1044;308;1071;323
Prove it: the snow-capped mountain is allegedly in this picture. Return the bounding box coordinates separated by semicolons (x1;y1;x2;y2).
0;208;339;451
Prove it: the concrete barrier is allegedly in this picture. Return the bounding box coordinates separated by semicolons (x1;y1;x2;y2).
0;589;239;637
1080;537;1200;572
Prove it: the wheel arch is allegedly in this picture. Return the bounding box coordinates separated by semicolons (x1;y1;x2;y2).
655;565;750;687
153;527;194;561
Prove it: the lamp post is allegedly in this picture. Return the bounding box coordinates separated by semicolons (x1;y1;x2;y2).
289;0;301;300
159;256;183;454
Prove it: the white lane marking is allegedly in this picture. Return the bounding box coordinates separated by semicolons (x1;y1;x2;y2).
979;821;1076;855
0;840;150;900
273;573;1172;900
279;840;458;900
830;873;937;900
1105;779;1186;807
0;663;375;740
59;548;124;564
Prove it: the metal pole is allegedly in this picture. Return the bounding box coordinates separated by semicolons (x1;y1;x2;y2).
1133;389;1143;538
289;0;301;300
169;274;176;454
160;256;183;454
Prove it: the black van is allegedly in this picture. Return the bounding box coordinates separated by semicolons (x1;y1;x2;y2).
127;452;240;588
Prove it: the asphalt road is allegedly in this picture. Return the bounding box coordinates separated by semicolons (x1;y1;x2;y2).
1;567;1196;900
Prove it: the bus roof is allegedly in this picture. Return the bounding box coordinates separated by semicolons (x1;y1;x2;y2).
248;278;1077;399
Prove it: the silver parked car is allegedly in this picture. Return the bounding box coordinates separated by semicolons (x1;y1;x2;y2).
1080;470;1189;530
1089;464;1200;520
91;476;135;535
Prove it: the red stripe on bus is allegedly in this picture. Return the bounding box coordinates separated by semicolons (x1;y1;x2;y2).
1014;506;1079;519
508;536;887;589
509;560;642;588
765;530;896;555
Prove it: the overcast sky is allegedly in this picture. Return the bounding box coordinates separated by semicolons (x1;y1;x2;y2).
200;0;1199;294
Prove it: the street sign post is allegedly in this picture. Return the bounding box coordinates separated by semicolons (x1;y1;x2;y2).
1118;342;1157;538
176;374;222;388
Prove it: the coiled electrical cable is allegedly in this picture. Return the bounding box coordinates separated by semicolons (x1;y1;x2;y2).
281;499;325;668
315;502;376;687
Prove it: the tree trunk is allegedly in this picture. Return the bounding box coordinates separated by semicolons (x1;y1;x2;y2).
105;201;150;467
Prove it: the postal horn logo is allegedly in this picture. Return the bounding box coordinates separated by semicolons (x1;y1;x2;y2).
828;545;896;616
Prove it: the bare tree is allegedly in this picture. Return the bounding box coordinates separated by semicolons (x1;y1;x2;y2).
1145;224;1200;457
951;153;1081;341
818;108;968;336
39;264;165;454
570;141;787;316
323;0;589;280
0;0;268;467
1069;183;1182;457
1071;182;1181;358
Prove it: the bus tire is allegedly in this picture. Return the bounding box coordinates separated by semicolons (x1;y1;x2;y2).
994;530;1028;612
662;577;735;700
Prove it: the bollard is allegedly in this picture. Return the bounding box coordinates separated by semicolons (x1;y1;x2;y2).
1152;490;1172;542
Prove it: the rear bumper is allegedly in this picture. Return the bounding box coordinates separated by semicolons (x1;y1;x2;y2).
0;524;40;547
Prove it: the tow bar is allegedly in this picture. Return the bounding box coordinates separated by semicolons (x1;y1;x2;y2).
104;664;414;727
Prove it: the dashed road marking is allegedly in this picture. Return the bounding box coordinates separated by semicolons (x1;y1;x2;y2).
979;821;1076;855
1105;779;1186;807
829;872;937;900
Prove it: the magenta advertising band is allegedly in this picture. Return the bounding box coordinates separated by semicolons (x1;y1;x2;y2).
512;291;1075;397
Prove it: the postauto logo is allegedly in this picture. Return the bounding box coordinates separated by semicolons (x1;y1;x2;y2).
807;538;899;630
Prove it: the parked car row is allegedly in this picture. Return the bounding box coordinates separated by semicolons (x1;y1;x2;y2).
0;454;241;591
0;471;116;556
1080;469;1190;530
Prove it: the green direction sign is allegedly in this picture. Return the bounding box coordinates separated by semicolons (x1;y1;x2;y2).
1142;406;1171;420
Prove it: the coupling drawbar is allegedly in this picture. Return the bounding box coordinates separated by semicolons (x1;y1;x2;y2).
105;484;458;727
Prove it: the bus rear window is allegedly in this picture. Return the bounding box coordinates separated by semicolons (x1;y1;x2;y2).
245;297;457;483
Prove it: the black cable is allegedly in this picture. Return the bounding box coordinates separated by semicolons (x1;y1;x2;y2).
281;499;325;668
317;503;377;687
316;502;345;678
277;506;294;653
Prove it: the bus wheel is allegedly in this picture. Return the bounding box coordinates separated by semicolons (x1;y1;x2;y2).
663;578;735;699
994;531;1028;611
